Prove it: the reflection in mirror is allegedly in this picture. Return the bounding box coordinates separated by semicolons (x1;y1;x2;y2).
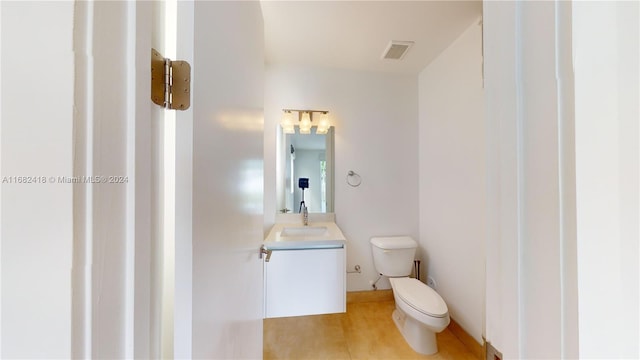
278;127;334;214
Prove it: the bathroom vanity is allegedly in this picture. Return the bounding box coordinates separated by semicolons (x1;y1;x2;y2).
263;220;346;318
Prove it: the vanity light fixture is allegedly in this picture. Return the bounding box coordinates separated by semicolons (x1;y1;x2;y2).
280;109;331;135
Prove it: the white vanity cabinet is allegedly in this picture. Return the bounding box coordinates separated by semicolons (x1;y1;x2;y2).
264;246;346;318
263;221;347;318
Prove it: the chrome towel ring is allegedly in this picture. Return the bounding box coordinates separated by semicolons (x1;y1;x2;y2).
347;170;362;187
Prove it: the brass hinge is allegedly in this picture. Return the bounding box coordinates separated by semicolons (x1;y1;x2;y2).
151;48;191;110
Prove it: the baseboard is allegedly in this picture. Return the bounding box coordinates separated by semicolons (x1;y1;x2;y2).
485;340;503;360
346;289;394;303
448;318;484;360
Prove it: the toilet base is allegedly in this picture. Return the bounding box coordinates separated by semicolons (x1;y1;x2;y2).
392;309;438;355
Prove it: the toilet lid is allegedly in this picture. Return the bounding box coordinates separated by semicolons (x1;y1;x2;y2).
393;278;448;318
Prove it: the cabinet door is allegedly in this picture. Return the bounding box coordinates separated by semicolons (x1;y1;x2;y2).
265;247;346;318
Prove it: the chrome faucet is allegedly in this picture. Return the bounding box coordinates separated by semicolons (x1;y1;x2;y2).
302;205;309;226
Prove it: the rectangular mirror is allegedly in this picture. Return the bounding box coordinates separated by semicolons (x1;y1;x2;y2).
277;126;334;214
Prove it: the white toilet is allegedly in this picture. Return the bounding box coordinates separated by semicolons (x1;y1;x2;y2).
370;236;450;355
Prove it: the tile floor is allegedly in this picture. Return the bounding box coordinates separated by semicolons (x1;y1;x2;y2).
264;291;479;360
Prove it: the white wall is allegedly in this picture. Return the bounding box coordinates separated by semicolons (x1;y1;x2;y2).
418;19;485;345
191;2;265;358
1;2;74;357
574;1;639;358
264;66;419;291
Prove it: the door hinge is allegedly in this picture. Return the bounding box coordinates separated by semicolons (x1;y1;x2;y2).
151;48;191;110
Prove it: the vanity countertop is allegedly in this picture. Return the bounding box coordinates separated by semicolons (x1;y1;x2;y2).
264;221;346;250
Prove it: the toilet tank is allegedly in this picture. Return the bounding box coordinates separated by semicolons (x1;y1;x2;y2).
370;236;417;277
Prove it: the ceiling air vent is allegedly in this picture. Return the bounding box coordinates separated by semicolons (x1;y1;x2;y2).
382;41;414;60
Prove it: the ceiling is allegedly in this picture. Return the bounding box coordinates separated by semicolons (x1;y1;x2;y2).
260;1;482;74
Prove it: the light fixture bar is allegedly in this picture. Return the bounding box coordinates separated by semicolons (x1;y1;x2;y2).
282;109;329;114
280;109;331;135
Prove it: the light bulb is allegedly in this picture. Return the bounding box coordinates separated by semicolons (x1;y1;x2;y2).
280;111;295;134
299;111;312;134
316;112;330;134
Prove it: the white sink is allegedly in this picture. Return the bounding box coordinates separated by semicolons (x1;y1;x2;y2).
264;222;346;250
280;226;329;237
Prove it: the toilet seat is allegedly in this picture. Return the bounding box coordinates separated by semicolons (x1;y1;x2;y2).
390;278;448;318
